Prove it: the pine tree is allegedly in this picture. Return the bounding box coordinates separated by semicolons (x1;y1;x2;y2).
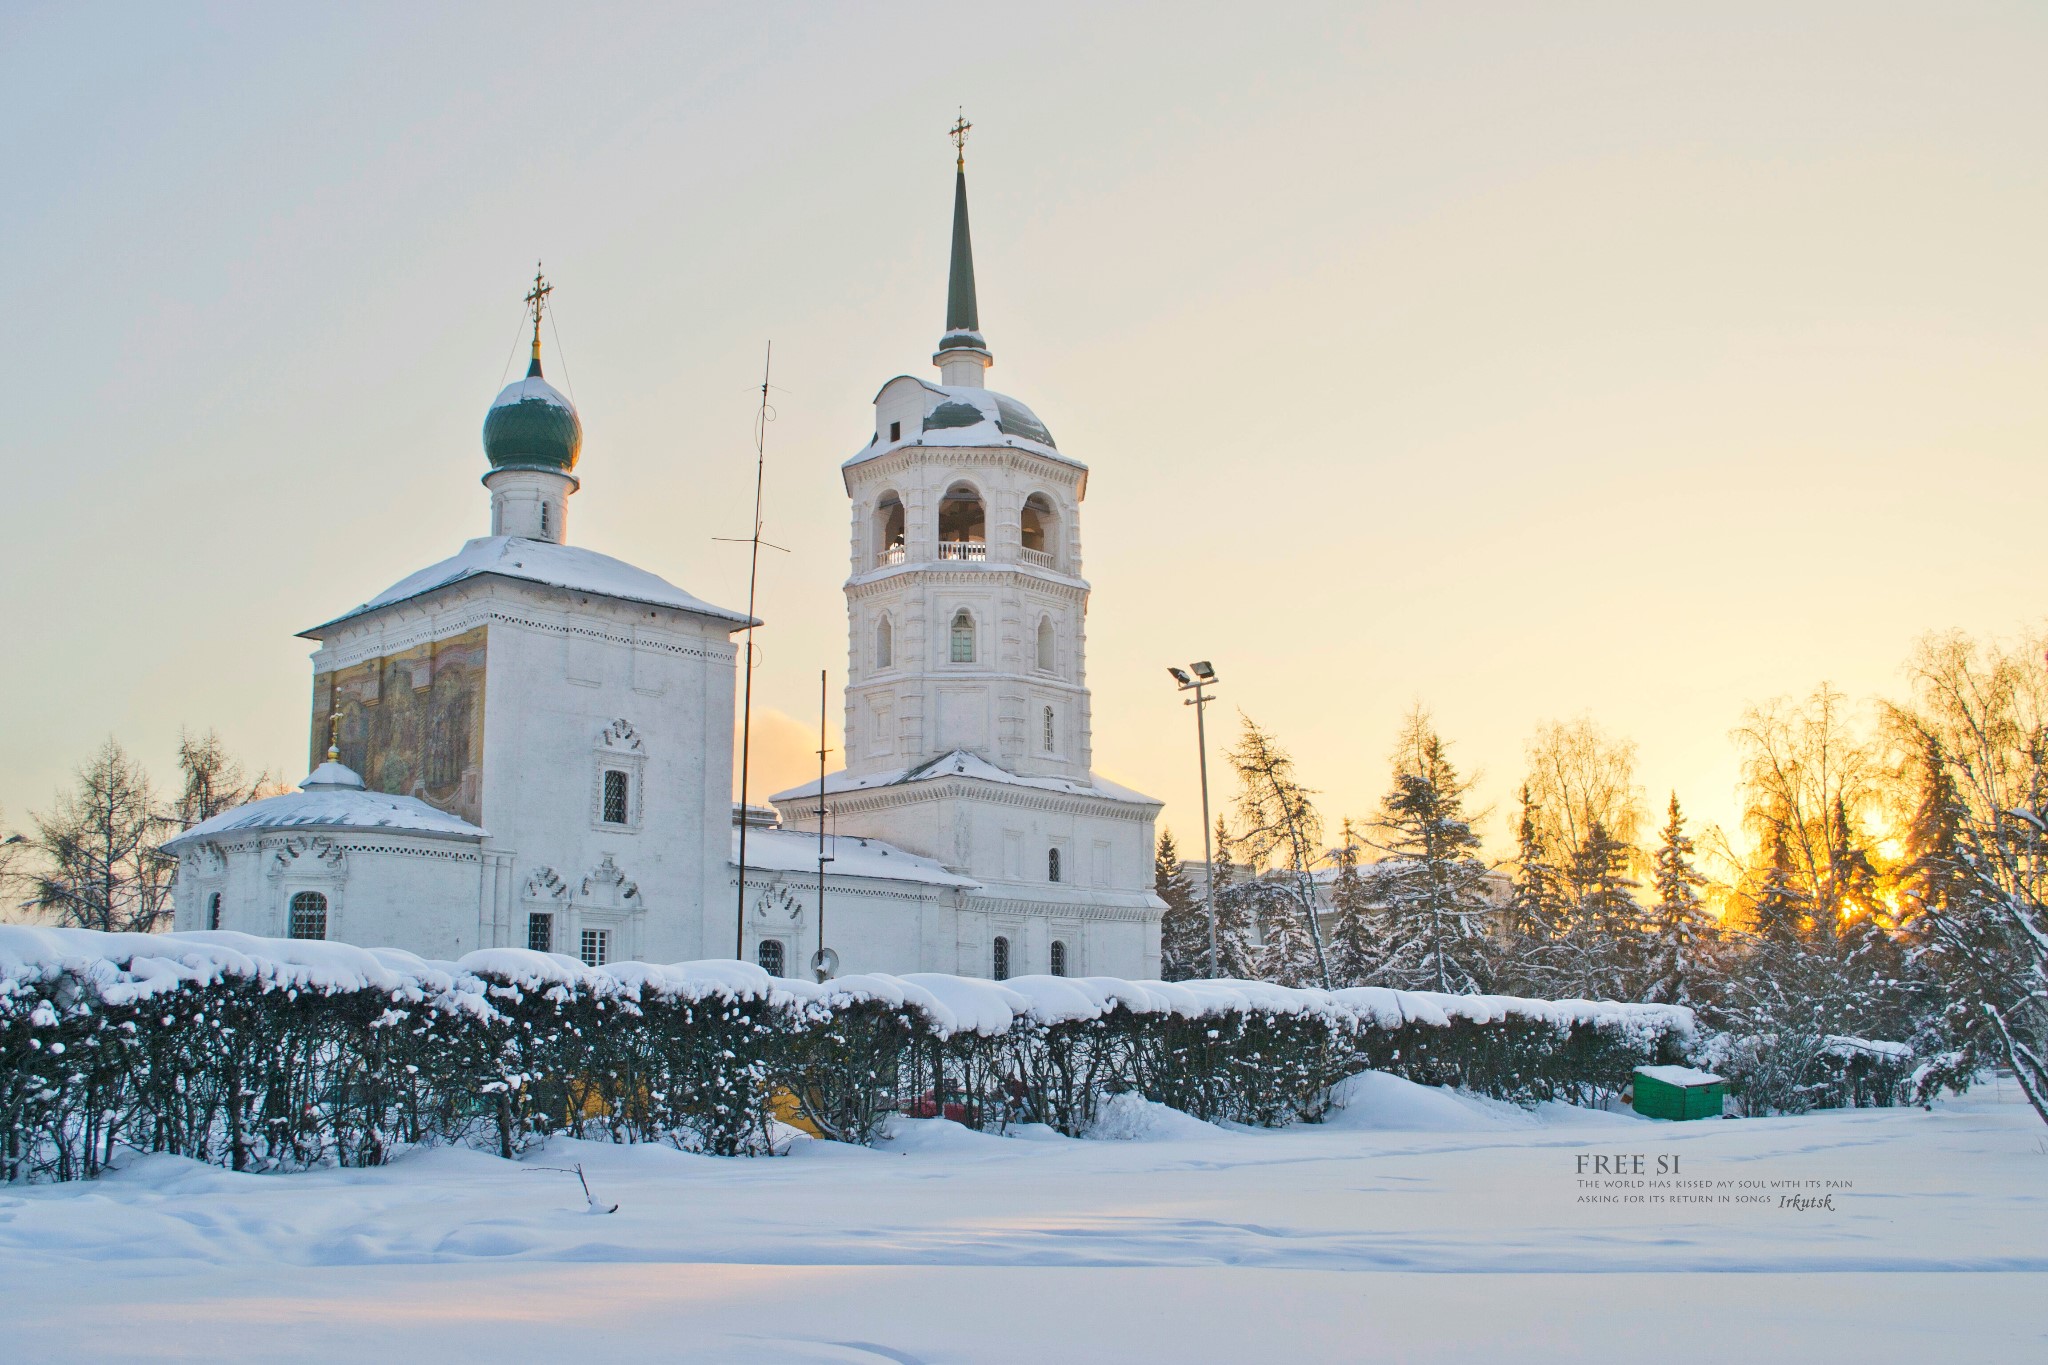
1325;823;1378;987
1565;819;1643;999
1366;712;1493;994
1155;829;1207;980
1207;820;1260;979
1643;794;1716;1006
1497;785;1569;996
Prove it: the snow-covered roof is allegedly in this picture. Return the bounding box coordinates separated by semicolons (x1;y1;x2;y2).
1634;1064;1724;1088
846;379;1083;474
768;749;1158;808
303;536;754;636
733;827;979;889
163;761;486;853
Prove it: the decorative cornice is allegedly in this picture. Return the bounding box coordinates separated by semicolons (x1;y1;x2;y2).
795;773;1159;823
312;590;736;673
845;565;1089;598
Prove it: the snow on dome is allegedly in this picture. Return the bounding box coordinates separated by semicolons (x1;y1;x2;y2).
162;779;487;855
300;759;365;791
847;378;1079;473
483;364;582;472
303;535;754;635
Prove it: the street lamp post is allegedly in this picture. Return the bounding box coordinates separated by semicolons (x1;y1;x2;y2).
1168;661;1221;978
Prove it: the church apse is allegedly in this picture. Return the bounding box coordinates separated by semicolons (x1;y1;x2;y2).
311;626;487;827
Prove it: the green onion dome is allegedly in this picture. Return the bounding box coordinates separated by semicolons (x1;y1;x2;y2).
483;357;582;472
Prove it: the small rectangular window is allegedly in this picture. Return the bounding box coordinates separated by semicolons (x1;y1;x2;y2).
889;420;902;442
602;769;629;825
580;928;610;967
527;913;553;953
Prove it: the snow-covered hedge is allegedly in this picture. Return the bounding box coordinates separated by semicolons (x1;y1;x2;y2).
0;928;1692;1182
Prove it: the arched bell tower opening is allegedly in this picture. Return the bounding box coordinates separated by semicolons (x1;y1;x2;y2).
874;493;906;566
938;483;986;561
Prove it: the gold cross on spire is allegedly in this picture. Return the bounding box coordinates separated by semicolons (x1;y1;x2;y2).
327;707;343;763
950;109;971;171
524;262;552;361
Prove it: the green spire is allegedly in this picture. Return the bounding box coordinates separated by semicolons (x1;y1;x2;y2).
936;112;988;370
945;166;979;336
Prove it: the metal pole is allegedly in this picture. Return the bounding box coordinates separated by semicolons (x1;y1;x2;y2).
735;342;772;959
1193;683;1217;977
815;668;830;980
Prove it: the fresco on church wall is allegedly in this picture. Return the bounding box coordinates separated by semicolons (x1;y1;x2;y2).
310;626;487;827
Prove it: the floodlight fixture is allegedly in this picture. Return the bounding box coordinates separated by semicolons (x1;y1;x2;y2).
1167;666;1194;687
1190;661;1216;681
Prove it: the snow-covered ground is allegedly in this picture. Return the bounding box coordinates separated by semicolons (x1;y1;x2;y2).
2;1075;2042;1363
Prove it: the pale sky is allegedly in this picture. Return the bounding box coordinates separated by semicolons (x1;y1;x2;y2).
3;2;2044;862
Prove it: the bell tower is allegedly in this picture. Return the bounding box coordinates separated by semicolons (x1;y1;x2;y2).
835;125;1093;783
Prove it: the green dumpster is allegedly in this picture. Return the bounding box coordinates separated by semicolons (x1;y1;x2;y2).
1631;1065;1726;1120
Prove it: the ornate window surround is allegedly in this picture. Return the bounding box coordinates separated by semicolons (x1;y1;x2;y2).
592;718;647;832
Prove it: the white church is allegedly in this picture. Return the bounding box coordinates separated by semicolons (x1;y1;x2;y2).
166;135;1167;981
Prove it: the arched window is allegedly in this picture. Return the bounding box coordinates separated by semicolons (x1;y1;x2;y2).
207;891;222;931
1043;704;1056;753
991;935;1011;981
289;891;327;941
938;483;986;560
876;615;893;670
1048;847;1062;883
1021;494;1056;564
1049;940;1068;977
950;609;976;664
875;494;905;566
757;939;786;976
1036;616;1055;672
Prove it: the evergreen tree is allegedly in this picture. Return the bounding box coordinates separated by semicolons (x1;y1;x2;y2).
1497;785;1569;996
1643;794;1716;1006
1155;829;1207;980
1207;820;1260;979
1565;819;1643;999
1325;823;1378;987
1366;711;1493;993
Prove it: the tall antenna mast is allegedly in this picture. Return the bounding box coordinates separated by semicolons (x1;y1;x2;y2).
733;343;774;959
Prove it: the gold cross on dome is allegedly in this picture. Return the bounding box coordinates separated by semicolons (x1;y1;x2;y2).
950;110;971;170
524;263;552;347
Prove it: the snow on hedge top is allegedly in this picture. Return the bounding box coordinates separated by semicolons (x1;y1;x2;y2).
0;927;1691;1043
304;536;753;635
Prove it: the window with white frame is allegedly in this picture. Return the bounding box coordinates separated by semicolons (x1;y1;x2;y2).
207;891;222;931
579;928;610;967
991;935;1011;981
1043;704;1056;753
876;615;893;669
1036;616;1055;672
527;912;553;953
602;769;630;825
1049;940;1068;977
757;939;785;976
1048;847;1062;883
950;610;976;664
